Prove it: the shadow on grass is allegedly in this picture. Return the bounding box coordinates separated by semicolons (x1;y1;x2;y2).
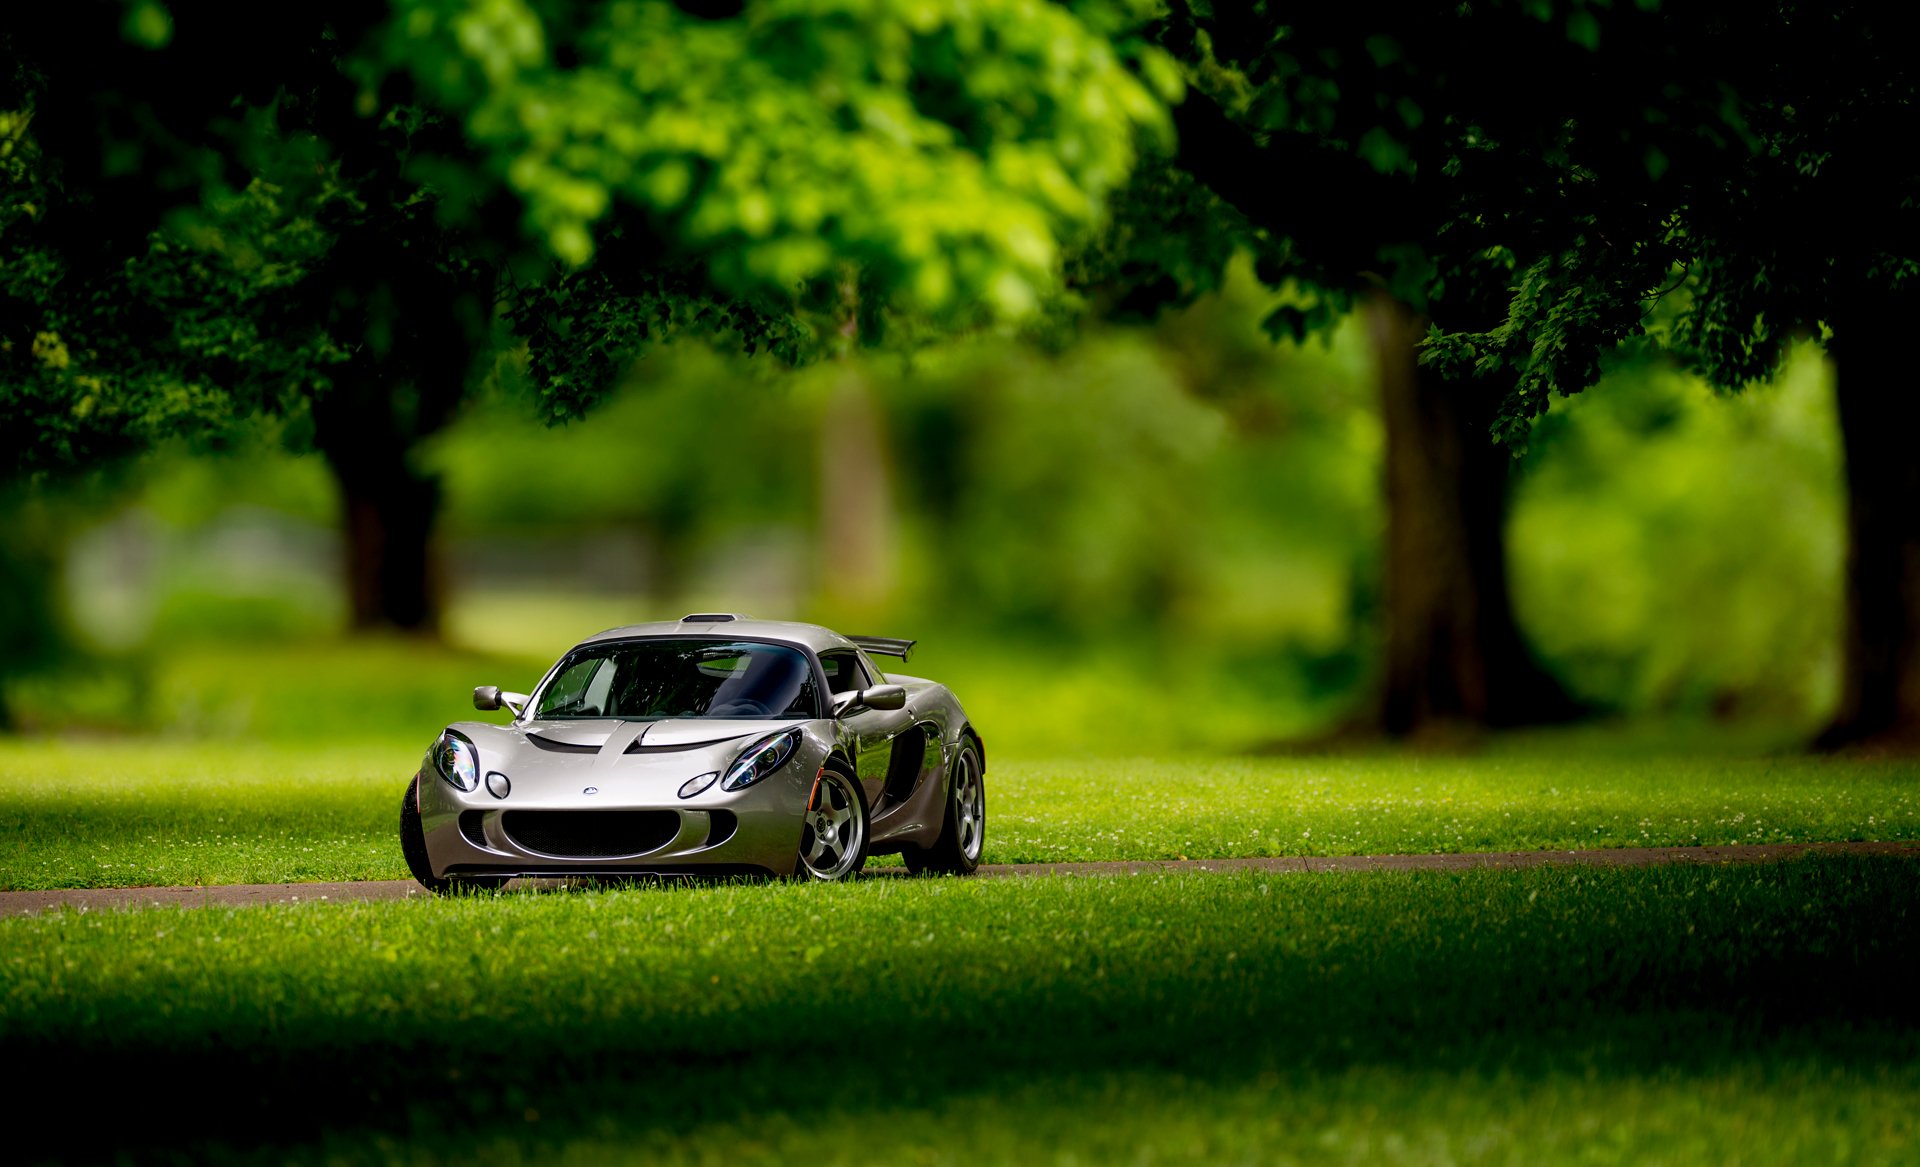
9;857;1918;1163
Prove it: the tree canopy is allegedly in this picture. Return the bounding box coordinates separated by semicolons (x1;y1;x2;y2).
1146;2;1916;441
2;0;1179;472
373;0;1176;312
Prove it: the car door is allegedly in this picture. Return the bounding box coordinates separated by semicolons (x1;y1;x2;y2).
822;649;911;805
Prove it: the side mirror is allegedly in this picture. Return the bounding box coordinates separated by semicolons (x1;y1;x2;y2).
832;684;908;716
860;683;907;711
474;686;529;717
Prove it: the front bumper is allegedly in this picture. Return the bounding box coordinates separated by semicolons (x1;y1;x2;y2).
415;760;815;879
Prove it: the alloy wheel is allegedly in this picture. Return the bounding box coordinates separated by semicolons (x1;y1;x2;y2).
800;768;866;880
953;749;984;863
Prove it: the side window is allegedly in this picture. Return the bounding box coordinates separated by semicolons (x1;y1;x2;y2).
819;651;872;694
537;657;605;717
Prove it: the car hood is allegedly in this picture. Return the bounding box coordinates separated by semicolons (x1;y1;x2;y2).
442;718;809;807
506;718;798;747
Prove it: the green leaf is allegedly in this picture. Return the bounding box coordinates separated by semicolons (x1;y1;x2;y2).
1565;10;1601;51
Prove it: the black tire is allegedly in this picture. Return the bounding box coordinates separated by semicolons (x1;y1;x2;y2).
904;737;984;875
401;776;509;895
793;759;870;882
400;775;448;893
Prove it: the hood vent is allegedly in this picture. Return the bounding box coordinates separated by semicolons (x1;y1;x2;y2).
680;612;744;623
527;734;601;754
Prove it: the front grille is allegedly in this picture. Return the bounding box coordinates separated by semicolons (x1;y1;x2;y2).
501;811;679;858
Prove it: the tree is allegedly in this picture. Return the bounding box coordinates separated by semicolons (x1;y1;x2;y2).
5;4;504;633
1164;1;1920;748
1406;2;1920;747
1647;5;1920;749
1125;3;1722;735
3;1;1174;638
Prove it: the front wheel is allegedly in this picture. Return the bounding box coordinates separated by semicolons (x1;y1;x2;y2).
401;776;507;896
400;775;448;893
904;739;984;875
794;761;870;882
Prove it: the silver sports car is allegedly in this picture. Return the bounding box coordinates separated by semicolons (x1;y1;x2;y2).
400;614;986;890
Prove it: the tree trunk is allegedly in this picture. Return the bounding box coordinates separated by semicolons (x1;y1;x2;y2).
816;266;897;613
0;493;71;730
817;373;897;611
1816;316;1920;749
311;380;448;636
326;455;444;634
1370;294;1577;737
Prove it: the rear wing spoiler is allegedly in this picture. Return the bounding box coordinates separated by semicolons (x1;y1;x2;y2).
850;636;916;662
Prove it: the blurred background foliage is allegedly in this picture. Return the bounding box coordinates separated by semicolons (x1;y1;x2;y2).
3;0;1885;757
7;261;1843;754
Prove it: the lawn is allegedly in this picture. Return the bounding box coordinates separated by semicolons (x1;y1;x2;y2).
5;858;1915;1164
1;736;1915;890
8;643;1916;1165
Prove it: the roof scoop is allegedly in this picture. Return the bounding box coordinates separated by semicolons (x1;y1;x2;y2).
680;612;745;623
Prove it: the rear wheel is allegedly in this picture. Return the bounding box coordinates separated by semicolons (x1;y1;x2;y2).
401;776;508;895
794;761;869;882
904;738;984;875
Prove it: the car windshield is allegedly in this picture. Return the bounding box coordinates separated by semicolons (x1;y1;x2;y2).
532;639;818;721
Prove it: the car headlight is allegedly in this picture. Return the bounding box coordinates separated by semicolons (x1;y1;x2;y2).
431;732;480;792
721;728;802;791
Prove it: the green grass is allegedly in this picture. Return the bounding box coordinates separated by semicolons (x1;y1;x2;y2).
1;737;1916;890
0;740;409;889
990;748;1920;861
4;858;1915;1164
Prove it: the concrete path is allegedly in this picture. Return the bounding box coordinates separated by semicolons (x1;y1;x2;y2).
3;839;1915;917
